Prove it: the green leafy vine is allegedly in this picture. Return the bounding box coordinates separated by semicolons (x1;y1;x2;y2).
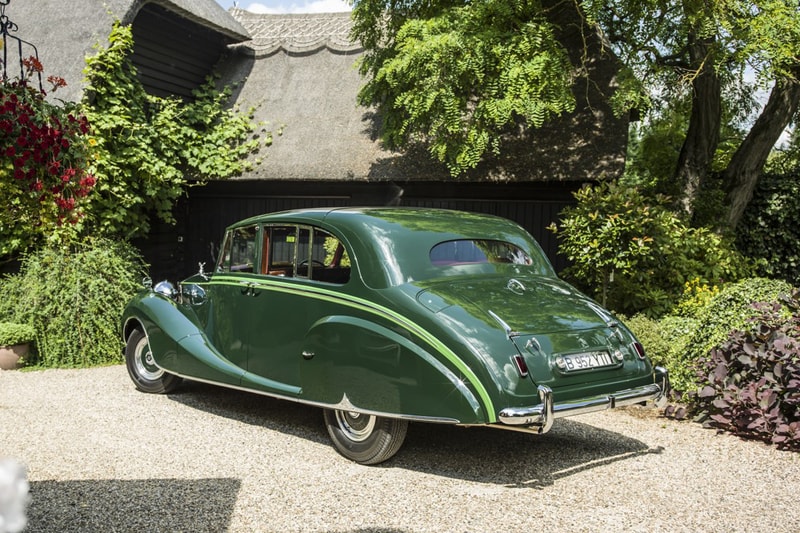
82;22;265;238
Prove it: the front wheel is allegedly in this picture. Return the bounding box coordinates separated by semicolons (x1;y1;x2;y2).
125;328;181;394
323;409;408;465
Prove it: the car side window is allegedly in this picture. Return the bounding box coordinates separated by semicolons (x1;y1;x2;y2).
263;225;297;277
217;225;258;273
308;228;351;284
261;225;350;284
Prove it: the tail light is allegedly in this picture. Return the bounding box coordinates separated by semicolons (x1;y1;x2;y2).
512;354;529;377
633;342;646;360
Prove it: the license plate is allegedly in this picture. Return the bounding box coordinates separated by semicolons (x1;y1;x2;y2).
560;351;614;372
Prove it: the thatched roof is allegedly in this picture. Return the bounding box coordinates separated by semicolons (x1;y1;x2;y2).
220;8;628;183
5;1;627;183
5;0;249;102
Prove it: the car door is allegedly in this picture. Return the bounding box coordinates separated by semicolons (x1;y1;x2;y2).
207;223;261;372
245;224;351;394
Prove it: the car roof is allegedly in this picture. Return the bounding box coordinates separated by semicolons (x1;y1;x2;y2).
232;207;516;236
228;207;553;288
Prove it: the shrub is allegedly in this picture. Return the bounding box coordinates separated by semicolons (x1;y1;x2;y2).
629;278;794;397
550;181;751;317
0;322;35;347
0;238;146;367
683;278;794;367
737;171;800;287
624;313;697;394
694;291;800;450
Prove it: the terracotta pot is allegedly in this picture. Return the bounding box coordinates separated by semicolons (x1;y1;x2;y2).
0;343;28;370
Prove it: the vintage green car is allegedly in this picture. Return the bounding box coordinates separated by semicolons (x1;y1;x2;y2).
121;207;668;464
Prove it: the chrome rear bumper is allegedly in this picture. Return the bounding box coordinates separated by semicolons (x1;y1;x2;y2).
497;366;670;433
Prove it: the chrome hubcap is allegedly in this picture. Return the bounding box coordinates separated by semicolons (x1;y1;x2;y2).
335;411;376;442
134;337;163;381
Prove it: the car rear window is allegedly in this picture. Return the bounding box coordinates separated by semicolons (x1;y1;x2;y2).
430;240;533;267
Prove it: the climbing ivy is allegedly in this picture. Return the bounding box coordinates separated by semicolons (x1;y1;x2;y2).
82;22;265;238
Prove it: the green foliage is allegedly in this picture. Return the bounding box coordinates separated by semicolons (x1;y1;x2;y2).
736;171;800;286
588;0;798;222
549;180;752;316
694;291;800;451
0;322;35;346
589;0;800;109
721;0;800;82
622;93;749;225
82;22;262;238
628;277;795;396
0;238;147;367
624;313;698;393
673;277;795;394
354;0;575;175
766;128;800;175
623;108;689;196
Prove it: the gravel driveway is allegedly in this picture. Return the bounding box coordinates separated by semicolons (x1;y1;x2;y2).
1;366;797;532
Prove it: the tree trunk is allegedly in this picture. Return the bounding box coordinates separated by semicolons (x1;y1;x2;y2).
724;75;800;229
674;35;721;219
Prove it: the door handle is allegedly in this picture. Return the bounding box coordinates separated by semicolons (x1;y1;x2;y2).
240;282;259;297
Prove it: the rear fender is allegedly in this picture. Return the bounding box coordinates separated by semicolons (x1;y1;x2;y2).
299;315;487;424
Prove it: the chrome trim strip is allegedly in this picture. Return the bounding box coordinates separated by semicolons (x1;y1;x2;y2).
159;371;462;425
488;310;518;338
497;368;669;432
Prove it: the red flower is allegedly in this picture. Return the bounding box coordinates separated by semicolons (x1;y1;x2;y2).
46;75;67;91
60;167;76;183
22;56;43;74
56;197;76;211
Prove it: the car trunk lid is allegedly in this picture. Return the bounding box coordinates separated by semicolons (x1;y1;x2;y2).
416;275;636;387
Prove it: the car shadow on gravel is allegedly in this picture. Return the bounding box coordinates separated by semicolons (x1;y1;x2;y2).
397;420;664;488
24;478;240;533
167;381;662;488
167;380;331;443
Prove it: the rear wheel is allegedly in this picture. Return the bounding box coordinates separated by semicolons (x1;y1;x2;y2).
323;409;408;465
125;328;181;394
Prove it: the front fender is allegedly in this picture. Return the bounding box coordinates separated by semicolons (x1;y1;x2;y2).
299;315;488;424
122;292;244;386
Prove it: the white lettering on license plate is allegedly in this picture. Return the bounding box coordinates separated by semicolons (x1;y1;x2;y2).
562;351;613;371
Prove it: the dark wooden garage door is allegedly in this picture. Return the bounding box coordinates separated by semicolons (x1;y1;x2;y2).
139;180;580;281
